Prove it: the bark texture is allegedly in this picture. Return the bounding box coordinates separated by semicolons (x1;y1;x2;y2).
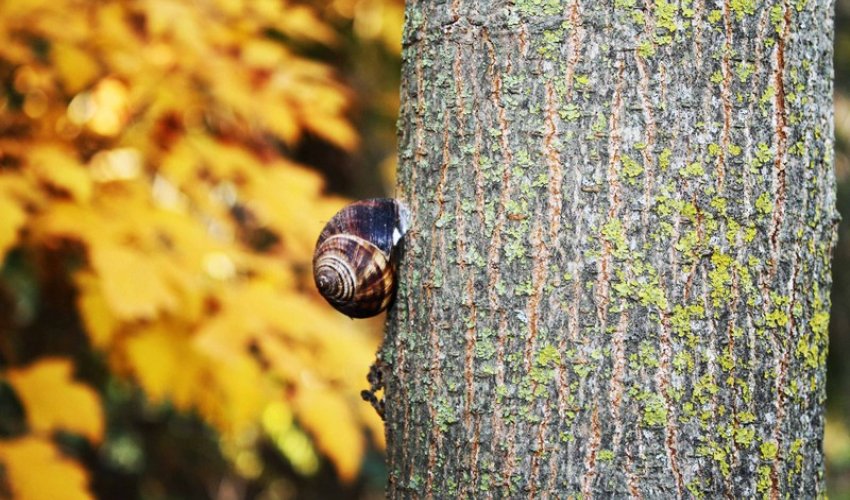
383;0;837;497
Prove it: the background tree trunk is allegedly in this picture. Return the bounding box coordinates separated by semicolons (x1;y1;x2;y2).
383;0;837;497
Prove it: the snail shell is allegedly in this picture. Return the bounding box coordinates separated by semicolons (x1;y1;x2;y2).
313;198;410;318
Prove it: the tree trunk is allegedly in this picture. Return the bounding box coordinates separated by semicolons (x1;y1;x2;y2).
383;1;837;497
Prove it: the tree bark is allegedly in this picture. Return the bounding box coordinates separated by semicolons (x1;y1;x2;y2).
383;0;837;497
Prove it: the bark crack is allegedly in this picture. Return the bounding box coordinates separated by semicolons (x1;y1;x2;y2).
693;0;705;70
452;46;483;497
608;309;631;477
633;50;657;230
769;2;791;276
657;313;684;497
581;406;602;496
564;0;584;100
718;0;734;194
482;28;518;491
423;107;452;498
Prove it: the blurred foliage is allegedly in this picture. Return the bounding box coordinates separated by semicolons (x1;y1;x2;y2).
0;0;402;498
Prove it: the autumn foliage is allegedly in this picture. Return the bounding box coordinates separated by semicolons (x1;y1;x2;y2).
0;0;402;497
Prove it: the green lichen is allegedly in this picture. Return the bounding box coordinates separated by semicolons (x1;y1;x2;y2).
756;465;772;494
755;192;773;215
738;411;756;424
479;473;491;492
736;61;755;82
760;86;776;109
465;247;487;268
601;218;629;259
696;441;731;476
673;351;694;373
435;212;455;228
670;303;705;337
687;479;706;499
638;342;660;368
770;5;785;34
710;196;728;215
642;394;668;427
790;439;805;474
681;161;705;177
620;154;644;183
560;103;581;121
679;402;696;423
613;273;668;310
504;223;530;263
730;0;757;19
789;141;807;156
637;40;656;58
574;363;592;378
654;193;673;217
765;308;789;328
537;344;561;366
760;440;779;460
710;70;723;84
694;374;719;405
709;252;733;307
707;9;722;23
734;426;756;447
515;280;534;296
658;148;672;170
719;352;735;371
654;0;679;32
590;113;607;135
476;340;497;360
631;9;646;25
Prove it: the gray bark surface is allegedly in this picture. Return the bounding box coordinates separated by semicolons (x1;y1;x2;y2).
383;0;837;497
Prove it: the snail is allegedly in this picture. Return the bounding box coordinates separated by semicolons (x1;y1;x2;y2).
313;198;410;318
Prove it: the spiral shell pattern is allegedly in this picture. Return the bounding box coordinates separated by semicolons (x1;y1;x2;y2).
312;198;407;318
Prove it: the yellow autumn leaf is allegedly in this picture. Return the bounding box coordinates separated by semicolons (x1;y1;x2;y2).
273;6;338;46
303;112;359;151
304;311;379;382
206;358;268;434
379;3;405;52
27;144;92;203
0;436;92;500
193;284;313;386
6;358;104;443
124;322;267;434
30;200;100;244
242;39;286;69
51;42;101;94
241;165;337;258
0;193;26;260
75;272;120;348
89;243;180;321
258;99;301;145
293;385;365;482
157;138;202;185
122;323;197;407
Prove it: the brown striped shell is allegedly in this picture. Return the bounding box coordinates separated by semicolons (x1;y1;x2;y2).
312;199;409;318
